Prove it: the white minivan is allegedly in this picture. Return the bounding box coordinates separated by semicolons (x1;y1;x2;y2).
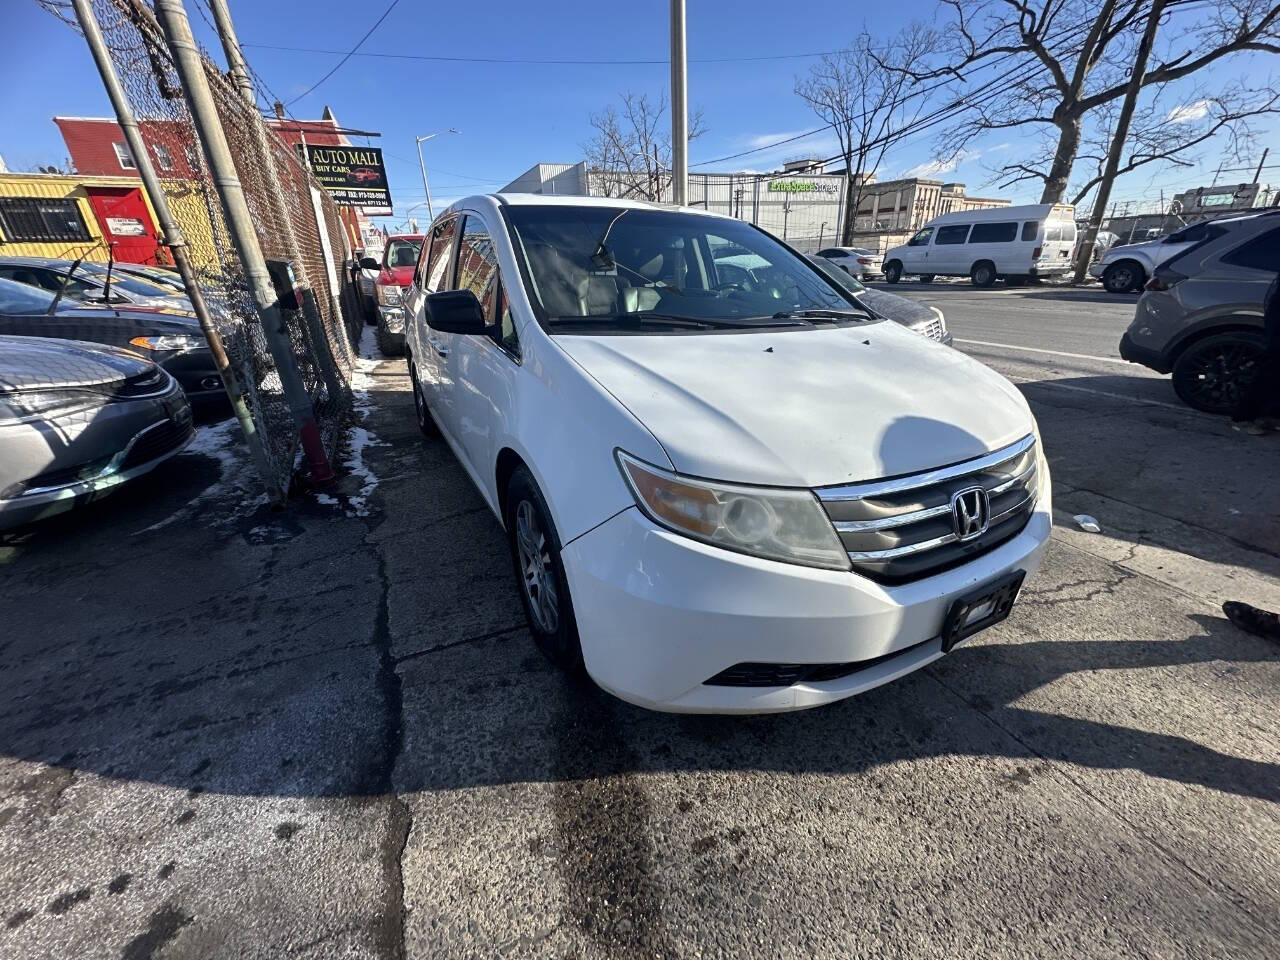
882;203;1077;286
404;194;1051;713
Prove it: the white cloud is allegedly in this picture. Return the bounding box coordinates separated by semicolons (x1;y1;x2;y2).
1167;100;1211;124
744;130;812;149
899;149;977;179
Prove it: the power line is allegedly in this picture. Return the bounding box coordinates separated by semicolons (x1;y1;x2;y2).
244;42;842;66
286;0;402;106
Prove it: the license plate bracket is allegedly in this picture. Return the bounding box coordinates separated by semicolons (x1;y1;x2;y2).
941;570;1025;652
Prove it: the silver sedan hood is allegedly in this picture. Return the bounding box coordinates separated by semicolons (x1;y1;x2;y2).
0;335;151;391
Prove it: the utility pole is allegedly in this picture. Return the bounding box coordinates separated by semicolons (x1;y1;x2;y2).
68;0;279;502
669;0;688;206
153;0;334;485
1073;0;1167;284
206;0;345;432
1253;148;1269;185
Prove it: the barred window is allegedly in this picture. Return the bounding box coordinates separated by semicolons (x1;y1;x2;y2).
0;197;92;243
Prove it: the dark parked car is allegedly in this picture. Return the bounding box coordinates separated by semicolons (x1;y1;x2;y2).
0;256;193;312
0;277;223;409
806;255;952;344
1120;210;1280;414
0;335;193;530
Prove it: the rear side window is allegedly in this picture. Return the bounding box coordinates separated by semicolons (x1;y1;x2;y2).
1221;227;1280;272
969;222;1018;243
817;248;841;258
455;215;500;320
1021;221;1040;241
1167;221;1217;244
423;217;459;293
935;225;971;245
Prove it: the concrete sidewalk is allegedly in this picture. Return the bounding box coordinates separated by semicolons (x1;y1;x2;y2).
1;341;1277;959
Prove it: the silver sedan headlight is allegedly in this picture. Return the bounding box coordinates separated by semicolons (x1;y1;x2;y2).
616;451;850;571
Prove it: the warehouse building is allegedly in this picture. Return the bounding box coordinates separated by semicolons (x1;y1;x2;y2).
500;159;1008;253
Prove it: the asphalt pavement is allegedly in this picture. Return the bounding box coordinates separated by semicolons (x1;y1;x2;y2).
1;295;1277;960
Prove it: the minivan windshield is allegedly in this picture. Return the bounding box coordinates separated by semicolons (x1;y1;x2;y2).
504;206;863;331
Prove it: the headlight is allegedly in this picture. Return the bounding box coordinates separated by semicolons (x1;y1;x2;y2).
0;389;98;422
129;334;205;351
376;284;402;306
616;451;851;571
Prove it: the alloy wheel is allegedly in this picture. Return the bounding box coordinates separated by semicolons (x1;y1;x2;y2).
515;499;559;634
1178;342;1258;412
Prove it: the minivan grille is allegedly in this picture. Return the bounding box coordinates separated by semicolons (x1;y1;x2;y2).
815;435;1039;583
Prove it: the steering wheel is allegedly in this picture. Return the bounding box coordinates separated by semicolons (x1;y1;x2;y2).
714;281;748;294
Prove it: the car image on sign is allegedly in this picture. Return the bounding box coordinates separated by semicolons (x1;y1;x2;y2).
348;167;383;185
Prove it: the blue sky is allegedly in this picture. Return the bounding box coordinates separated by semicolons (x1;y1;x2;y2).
3;0;1276;226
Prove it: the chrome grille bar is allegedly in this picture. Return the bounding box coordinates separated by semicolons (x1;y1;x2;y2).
833;502;952;533
816;434;1037;502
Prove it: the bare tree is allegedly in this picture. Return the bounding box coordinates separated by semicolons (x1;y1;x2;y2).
797;26;939;245
1060;80;1280;206
583;92;704;202
915;0;1280;202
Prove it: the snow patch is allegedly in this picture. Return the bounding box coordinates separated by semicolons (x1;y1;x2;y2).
313;323;387;517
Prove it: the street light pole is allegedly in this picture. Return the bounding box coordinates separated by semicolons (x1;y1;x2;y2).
669;0;688;206
414;129;457;223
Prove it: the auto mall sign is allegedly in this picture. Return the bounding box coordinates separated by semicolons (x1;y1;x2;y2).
304;145;391;208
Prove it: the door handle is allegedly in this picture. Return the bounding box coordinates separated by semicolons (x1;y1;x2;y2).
429;336;449;358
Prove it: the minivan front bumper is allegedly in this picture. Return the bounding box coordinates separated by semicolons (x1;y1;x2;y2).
560;466;1052;713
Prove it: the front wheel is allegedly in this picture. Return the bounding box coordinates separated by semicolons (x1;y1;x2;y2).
1171;332;1266;415
506;468;583;673
883;261;903;284
376;314;404;356
918;274;934;284
408;357;439;437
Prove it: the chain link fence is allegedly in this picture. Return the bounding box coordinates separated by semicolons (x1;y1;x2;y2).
46;0;359;500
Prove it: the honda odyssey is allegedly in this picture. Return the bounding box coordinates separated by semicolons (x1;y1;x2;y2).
404;195;1051;713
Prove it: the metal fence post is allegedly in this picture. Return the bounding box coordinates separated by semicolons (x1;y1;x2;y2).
152;0;335;486
69;0;282;504
206;0;347;438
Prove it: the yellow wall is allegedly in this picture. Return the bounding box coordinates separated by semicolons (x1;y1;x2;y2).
0;172;217;269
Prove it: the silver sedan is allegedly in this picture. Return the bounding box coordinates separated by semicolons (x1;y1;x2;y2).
0;335;194;530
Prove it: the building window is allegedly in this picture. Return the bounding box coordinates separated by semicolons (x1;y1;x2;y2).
153;143;173;170
183;145;199;171
0;197;92;243
113;142;136;170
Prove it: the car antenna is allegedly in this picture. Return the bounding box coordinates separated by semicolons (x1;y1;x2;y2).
104;243;116;305
47;248;93;315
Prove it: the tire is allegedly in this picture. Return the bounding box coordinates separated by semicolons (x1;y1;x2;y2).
376;313;404;356
918;274;934;284
407;356;439;437
505;467;584;673
883;261;903;284
1005;275;1028;287
970;261;996;288
1102;261;1144;294
1170;331;1266;415
363;300;378;325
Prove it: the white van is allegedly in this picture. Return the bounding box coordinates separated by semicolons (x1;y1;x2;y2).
882;203;1077;287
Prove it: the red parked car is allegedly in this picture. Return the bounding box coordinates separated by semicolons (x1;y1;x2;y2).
373;234;423;355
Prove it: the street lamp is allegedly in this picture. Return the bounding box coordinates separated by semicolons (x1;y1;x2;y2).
415;128;459;222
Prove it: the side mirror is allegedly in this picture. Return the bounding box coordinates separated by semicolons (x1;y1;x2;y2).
359;257;380;270
426;289;487;334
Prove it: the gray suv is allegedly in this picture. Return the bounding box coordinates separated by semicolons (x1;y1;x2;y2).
1120;210;1279;414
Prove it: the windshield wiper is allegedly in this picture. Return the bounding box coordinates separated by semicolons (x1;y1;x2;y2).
772;308;872;322
549;312;801;330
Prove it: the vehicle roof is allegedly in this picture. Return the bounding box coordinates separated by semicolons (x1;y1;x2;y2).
489;192;719;215
923;203;1075;225
385;233;424;241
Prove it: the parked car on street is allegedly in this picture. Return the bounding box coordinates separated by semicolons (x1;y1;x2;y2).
816;246;884;280
1120;210;1280;414
112;262;186;294
882;203;1077;286
805;255;951;344
0;334;194;530
0;256;192;311
373;234;424;355
0;278;223;409
353;248;381;323
403;195;1051;713
1089;220;1221;293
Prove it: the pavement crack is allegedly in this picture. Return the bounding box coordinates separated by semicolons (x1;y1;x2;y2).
394;623;527;664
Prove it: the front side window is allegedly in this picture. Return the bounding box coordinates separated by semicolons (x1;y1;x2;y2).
504;206;857;332
935;224;971;245
424;217;458;293
456;216;500;321
1021;221;1040;241
969;222;1018;243
907;228;933;247
113;142;136;170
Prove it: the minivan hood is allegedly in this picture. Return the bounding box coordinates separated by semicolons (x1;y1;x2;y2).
556;322;1033;488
